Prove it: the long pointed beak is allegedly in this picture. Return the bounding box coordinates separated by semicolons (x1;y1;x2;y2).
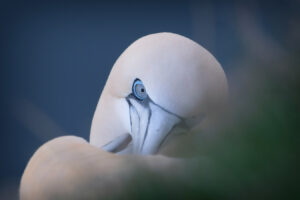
125;96;181;155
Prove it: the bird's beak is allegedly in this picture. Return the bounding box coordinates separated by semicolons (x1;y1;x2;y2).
102;95;182;155
125;95;181;154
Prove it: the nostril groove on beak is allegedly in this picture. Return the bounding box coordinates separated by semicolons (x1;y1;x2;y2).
102;134;132;153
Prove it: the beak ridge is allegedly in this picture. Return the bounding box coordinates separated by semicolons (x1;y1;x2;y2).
127;96;180;155
101;96;181;155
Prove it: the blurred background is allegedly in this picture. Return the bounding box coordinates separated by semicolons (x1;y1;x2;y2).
0;0;299;199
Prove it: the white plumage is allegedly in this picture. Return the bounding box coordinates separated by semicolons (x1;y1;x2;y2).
20;32;228;199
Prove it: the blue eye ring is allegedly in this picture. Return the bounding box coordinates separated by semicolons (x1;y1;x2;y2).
132;79;147;100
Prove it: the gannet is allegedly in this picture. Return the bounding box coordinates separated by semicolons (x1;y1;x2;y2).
20;32;228;199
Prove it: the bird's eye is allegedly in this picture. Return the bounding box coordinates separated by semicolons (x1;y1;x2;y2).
132;79;147;100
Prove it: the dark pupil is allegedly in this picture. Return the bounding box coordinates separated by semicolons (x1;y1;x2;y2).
141;88;145;93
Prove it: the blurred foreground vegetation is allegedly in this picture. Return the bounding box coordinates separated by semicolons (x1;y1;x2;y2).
123;58;300;200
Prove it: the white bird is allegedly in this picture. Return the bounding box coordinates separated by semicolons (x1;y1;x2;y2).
20;32;228;199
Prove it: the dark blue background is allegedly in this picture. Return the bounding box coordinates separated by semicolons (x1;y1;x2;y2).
0;0;298;197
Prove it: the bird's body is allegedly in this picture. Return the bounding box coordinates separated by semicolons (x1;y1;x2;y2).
20;136;183;200
20;32;228;199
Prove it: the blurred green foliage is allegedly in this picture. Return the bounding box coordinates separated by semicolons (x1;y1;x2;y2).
124;60;300;200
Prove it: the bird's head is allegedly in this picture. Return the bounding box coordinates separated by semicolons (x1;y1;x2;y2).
90;32;228;155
